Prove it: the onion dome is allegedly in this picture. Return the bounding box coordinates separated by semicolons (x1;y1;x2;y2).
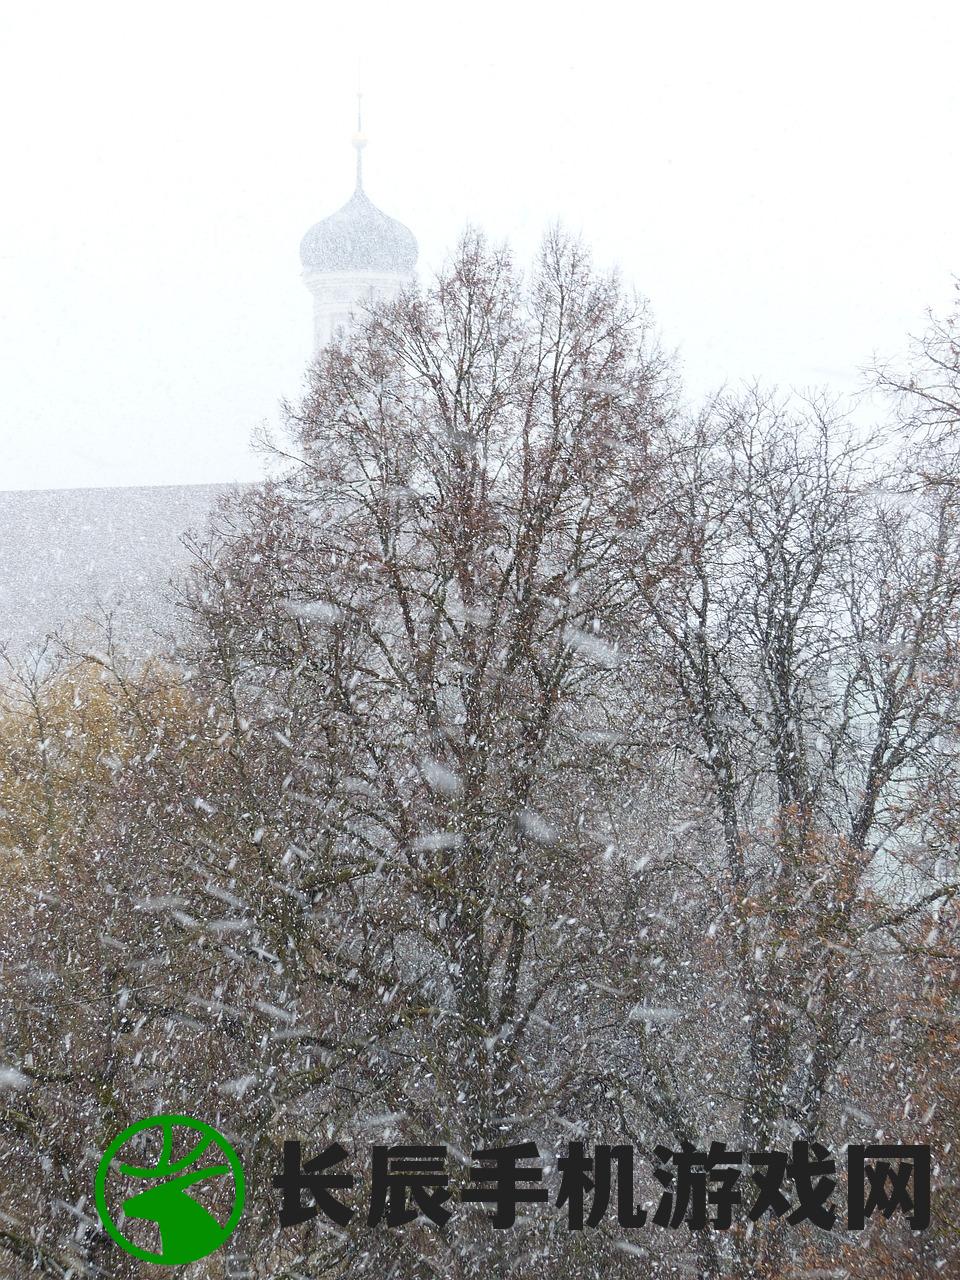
300;114;417;274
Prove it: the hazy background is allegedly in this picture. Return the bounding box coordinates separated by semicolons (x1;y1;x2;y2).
1;0;957;491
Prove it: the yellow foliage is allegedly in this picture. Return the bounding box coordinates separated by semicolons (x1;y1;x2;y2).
0;658;197;870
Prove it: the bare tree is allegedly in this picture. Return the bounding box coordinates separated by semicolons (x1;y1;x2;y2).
627;388;960;1275
180;228;683;1276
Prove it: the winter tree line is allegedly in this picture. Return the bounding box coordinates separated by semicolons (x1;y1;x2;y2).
1;233;959;1278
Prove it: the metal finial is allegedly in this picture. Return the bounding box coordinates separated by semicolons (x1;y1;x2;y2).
352;89;367;191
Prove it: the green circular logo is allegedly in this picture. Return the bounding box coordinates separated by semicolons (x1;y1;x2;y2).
94;1114;245;1265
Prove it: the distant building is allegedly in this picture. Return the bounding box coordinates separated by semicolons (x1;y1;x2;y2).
300;101;418;351
3;111;416;657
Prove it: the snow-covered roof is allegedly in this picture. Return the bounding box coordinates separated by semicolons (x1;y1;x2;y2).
0;483;231;656
300;186;418;275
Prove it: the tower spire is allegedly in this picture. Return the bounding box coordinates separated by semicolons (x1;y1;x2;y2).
300;84;418;352
352;90;367;192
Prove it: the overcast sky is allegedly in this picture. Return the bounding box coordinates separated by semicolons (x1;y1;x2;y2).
1;0;957;491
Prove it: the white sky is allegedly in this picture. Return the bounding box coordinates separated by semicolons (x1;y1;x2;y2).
1;0;957;491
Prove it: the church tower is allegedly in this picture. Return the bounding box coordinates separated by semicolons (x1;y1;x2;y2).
300;101;418;351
